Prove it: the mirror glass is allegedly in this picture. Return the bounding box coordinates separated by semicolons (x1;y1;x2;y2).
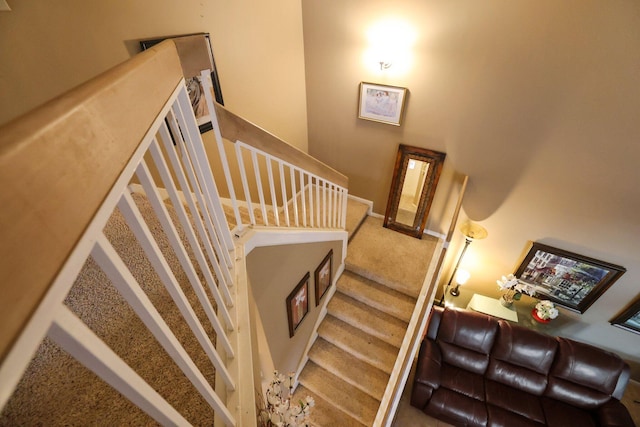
384;145;446;238
396;159;429;226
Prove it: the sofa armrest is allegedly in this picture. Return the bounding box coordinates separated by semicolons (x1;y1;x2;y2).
426;306;443;340
613;363;631;401
596;400;636;427
411;338;442;409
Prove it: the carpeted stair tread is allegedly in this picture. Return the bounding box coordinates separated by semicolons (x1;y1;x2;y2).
318;315;399;374
292;384;366;427
308;338;389;400
337;270;416;323
345;216;438;298
327;292;408;348
299;361;379;426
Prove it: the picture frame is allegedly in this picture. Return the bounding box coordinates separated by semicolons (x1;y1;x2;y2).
286;272;310;337
140;33;224;134
358;82;408;126
314;249;333;306
514;242;626;313
610;296;640;335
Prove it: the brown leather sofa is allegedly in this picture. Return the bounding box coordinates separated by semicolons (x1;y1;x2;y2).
411;306;636;427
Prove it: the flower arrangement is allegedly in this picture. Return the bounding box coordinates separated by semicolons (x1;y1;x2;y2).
496;274;536;306
257;371;314;427
534;300;559;321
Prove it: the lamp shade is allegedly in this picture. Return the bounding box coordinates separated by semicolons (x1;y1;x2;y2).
460;222;488;240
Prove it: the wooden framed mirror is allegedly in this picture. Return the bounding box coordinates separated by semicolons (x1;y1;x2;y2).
383;145;446;238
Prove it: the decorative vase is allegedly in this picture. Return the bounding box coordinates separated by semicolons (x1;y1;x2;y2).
499;295;513;307
531;309;551;323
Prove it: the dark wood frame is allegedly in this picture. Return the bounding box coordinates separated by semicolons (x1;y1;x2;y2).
610;296;640;335
314;249;333;306
514;242;626;313
286;272;310;337
383;145;446;238
140;32;224;134
358;82;408;126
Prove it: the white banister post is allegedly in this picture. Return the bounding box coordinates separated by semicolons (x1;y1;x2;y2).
201;70;243;236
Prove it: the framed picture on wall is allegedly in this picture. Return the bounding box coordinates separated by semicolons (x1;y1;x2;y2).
358;82;408;126
140;32;224;134
514;242;626;313
610;296;640;335
286;272;310;337
315;249;333;306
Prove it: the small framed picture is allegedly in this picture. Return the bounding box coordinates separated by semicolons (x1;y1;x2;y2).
610;296;640;335
140;33;224;134
315;249;333;306
358;82;408;126
286;272;310;337
514;242;626;313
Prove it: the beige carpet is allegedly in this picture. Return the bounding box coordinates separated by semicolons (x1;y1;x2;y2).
346;216;439;298
294;205;441;426
0;193;218;426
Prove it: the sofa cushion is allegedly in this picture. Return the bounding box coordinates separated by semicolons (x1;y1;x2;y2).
487;404;546;427
486;320;558;395
441;363;485;401
437;308;499;374
427;387;488;427
485;379;546;423
546;338;627;409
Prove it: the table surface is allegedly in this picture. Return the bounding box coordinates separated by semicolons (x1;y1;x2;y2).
466;294;519;322
445;292;570;336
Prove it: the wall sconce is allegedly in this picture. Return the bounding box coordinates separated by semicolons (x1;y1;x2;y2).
450;269;470;297
438;221;488;306
364;18;415;75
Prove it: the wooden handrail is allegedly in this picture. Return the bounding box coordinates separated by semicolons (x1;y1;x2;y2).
0;40;184;363
213;103;348;188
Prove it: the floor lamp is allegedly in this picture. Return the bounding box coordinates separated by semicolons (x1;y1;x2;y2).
438;222;488;306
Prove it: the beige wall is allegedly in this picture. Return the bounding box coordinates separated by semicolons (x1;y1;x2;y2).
247;241;342;376
303;0;640;368
0;0;308;150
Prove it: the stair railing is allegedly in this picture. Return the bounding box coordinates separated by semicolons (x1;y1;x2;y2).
201;75;348;233
0;40;251;426
0;37;351;427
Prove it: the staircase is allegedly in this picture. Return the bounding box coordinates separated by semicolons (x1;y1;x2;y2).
293;199;439;426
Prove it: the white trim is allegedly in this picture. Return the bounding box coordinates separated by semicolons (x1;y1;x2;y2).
241;228;348;255
366;211;445;240
424;229;446;240
347;194;373;214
